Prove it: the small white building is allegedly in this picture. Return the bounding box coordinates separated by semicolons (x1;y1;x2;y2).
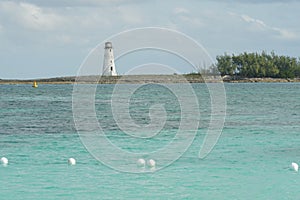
102;42;117;76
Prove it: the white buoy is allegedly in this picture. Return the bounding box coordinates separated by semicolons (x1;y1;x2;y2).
68;158;76;165
147;159;156;168
137;158;146;167
291;162;298;172
1;157;8;165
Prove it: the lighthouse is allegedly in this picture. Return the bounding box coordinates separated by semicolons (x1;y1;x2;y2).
102;42;117;76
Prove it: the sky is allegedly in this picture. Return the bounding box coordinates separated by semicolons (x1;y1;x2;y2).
0;0;300;79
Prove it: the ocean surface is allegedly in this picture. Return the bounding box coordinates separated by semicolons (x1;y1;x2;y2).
0;83;300;199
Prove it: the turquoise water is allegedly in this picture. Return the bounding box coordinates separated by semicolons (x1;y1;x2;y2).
0;83;300;199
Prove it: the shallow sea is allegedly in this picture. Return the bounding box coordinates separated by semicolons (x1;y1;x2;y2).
0;83;300;199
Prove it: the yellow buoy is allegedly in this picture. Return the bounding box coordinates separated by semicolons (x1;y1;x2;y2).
32;81;38;88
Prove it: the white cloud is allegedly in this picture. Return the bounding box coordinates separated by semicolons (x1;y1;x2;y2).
0;1;66;31
213;0;300;4
1;0;299;79
4;0;132;7
117;5;144;25
55;34;72;44
230;12;299;40
241;15;266;27
0;0;146;47
171;7;203;28
272;27;298;40
173;7;189;15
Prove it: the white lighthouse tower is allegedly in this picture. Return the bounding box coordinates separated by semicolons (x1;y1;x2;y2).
102;42;117;76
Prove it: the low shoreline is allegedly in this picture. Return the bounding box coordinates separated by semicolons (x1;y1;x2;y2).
0;75;299;84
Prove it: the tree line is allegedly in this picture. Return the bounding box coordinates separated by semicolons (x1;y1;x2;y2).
216;51;300;78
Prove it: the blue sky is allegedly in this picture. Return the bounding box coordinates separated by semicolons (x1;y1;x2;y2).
0;0;299;79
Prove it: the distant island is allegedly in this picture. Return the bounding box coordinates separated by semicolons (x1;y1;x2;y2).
0;75;217;84
216;51;300;79
1;51;300;84
0;74;299;84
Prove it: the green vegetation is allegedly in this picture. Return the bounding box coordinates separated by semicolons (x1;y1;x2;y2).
216;51;300;78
